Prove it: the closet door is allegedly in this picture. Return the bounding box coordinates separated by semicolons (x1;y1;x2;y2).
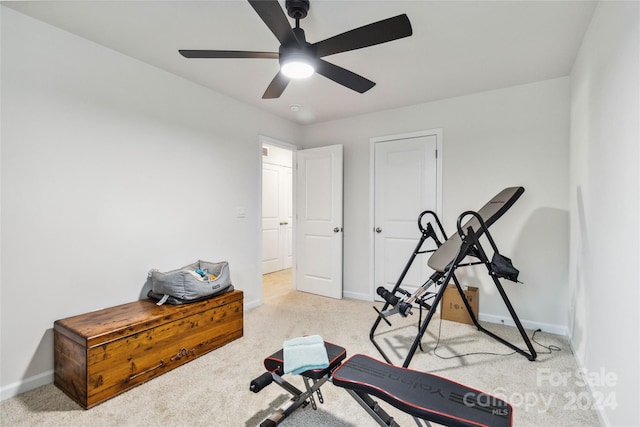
373;135;438;296
262;162;292;274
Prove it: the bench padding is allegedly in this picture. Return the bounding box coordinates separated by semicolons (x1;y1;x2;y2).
332;354;512;427
263;341;346;380
428;187;524;272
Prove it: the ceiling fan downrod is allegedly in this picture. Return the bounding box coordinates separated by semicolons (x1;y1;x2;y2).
286;0;310;21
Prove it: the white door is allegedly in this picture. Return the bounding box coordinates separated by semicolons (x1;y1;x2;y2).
262;162;293;274
374;135;438;297
295;145;343;299
282;169;293;269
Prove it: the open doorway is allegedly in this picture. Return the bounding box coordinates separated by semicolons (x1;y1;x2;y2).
261;140;294;299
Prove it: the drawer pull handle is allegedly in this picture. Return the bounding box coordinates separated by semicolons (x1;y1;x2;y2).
128;359;166;381
171;347;196;361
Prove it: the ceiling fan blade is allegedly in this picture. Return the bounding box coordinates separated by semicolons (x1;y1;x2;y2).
312;14;412;58
262;71;290;99
179;50;279;59
315;59;375;94
248;0;297;46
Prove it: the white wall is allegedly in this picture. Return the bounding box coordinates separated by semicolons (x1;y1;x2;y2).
302;77;571;333
0;7;301;398
569;2;640;426
262;143;293;168
4;7;637;424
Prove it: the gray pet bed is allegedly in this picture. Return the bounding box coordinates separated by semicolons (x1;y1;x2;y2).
147;260;233;305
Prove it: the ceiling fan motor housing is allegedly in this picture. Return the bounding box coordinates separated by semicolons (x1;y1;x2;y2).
279;40;317;67
180;0;413;98
286;0;310;20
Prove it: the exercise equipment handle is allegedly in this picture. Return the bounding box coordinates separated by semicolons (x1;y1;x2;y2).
376;287;399;306
418;210;447;242
250;372;273;393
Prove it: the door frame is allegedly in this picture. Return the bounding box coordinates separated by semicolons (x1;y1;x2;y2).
368;129;443;300
259;135;298;302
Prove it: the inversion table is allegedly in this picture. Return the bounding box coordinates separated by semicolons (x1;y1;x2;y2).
250;341;513;427
370;187;537;367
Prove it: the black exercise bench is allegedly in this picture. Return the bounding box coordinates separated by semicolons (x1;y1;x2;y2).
333;354;512;427
250;342;512;427
250;341;347;426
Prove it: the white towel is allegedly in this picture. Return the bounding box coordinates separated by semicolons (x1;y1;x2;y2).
282;335;329;375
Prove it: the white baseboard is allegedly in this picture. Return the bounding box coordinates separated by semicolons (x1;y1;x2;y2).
2;298;282;403
244;298;261;310
1;300;572;405
342;293;570;336
343;290;371;301
567;339;612;427
1;370;54;402
2;299;268;403
478;312;569;336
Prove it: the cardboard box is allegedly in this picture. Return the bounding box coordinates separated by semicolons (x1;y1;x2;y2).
441;285;479;325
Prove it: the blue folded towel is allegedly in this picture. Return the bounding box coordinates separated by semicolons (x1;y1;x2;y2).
283;335;329;375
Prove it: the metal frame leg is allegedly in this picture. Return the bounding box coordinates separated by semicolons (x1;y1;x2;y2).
258;373;331;427
412;417;432;427
344;389;400;427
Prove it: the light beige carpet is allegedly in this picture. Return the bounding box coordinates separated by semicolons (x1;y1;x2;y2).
1;270;601;426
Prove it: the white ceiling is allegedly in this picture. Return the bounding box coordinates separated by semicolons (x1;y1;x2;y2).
4;0;597;124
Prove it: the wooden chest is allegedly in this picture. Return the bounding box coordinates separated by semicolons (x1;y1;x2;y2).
54;290;243;409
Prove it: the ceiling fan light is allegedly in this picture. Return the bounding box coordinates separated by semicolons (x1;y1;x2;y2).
281;59;315;79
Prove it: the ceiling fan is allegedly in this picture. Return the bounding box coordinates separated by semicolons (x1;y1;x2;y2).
179;0;412;99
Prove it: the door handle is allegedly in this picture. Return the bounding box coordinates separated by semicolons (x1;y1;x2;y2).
333;227;342;233
375;227;382;233
280;222;288;225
